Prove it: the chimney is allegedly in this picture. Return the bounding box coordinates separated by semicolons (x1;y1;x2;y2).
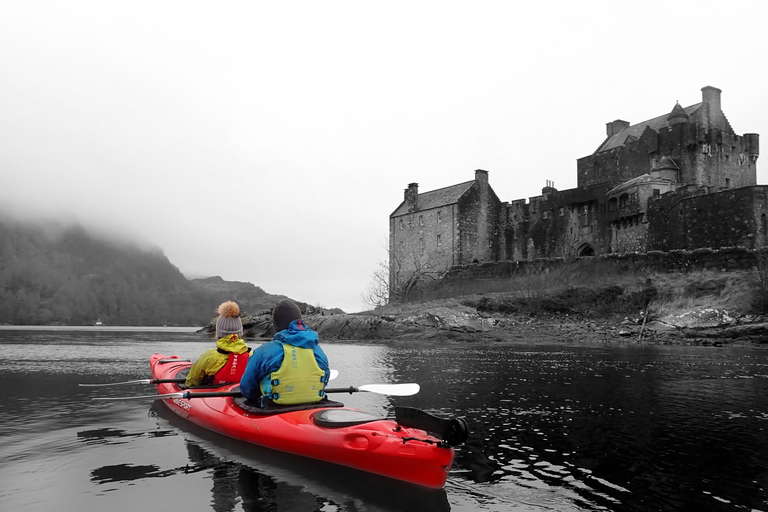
475;169;488;184
702;86;722;113
702;86;722;129
606;119;630;137
405;183;419;212
542;179;557;194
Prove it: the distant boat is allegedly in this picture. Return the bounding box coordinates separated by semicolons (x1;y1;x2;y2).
95;320;103;326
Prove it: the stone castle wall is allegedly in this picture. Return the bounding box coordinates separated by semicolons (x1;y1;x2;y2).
442;247;762;282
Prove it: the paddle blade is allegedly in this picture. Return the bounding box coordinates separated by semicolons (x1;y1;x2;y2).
79;379;152;387
329;369;339;381
358;383;420;396
92;392;184;401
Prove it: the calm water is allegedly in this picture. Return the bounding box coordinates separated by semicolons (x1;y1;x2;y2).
0;327;767;511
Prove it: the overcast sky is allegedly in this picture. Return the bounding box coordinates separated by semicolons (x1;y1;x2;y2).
2;1;767;313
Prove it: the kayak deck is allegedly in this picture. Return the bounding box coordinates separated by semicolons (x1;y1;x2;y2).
150;353;458;488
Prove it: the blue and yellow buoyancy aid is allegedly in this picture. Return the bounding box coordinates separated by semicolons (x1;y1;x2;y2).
259;342;328;405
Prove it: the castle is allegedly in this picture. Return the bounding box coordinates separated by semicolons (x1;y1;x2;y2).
389;86;763;293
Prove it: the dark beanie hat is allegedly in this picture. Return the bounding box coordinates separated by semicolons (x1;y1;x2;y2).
272;299;302;332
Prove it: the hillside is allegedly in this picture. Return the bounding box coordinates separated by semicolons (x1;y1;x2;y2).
0;218;320;326
189;276;289;314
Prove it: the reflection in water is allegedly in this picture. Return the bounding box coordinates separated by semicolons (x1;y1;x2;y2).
151;402;452;512
387;345;768;511
78;427;175;445
91;463;177;483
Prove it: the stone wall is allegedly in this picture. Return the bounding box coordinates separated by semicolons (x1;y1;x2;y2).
456;171;502;265
647;185;768;251
441;246;762;282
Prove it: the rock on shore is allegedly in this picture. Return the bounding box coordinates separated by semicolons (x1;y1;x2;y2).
306;298;768;346
232;295;767;346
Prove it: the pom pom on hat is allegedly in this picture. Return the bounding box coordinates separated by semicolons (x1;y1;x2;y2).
272;299;302;332
215;301;243;339
218;301;240;318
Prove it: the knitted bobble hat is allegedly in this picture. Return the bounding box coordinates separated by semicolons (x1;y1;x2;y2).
215;301;243;339
272;299;302;332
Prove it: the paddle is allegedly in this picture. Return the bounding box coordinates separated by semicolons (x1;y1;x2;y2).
91;382;419;401
324;383;420;396
79;378;186;387
80;369;339;387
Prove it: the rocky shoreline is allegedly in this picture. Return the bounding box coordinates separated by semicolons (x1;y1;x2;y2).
235;296;768;347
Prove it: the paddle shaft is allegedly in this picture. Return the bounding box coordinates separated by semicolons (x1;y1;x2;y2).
93;382;418;401
324;386;360;394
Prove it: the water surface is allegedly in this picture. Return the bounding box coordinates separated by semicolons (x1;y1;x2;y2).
0;327;766;511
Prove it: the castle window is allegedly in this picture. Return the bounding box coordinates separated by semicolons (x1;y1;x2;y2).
419;215;424;226
437;211;442;222
399;219;404;230
619;193;629;208
399;241;404;251
488;240;492;248
725;178;731;188
608;197;618;211
437;234;442;246
419;238;424;248
652;189;660;197
559;207;564;216
543;211;548;220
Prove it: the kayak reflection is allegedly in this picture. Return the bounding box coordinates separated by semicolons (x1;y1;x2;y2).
151;402;451;512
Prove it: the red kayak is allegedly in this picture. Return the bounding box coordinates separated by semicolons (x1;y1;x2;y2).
149;353;468;489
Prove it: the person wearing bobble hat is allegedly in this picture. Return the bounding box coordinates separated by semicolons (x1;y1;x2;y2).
239;299;330;405
185;301;252;387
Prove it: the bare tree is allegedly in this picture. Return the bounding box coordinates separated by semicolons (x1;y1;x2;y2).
362;236;444;308
361;258;390;309
389;238;443;303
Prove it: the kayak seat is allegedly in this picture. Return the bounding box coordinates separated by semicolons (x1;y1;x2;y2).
232;388;345;416
312;409;384;428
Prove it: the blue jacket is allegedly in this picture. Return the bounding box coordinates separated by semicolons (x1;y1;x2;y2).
239;320;330;400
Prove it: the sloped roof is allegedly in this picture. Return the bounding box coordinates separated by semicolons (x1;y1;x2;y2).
390;180;474;217
597;103;702;153
655;155;680;171
667;102;689;122
606;173;673;195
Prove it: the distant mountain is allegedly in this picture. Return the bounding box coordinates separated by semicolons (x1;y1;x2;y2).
189;276;289;314
0;218;329;326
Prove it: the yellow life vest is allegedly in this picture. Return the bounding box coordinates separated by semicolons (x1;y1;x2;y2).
260;343;327;405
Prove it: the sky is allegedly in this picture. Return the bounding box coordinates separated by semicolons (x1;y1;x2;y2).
2;1;768;313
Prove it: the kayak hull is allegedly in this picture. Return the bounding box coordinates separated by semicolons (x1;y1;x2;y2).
150;353;454;488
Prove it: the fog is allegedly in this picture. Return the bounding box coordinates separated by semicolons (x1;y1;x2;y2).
2;1;767;312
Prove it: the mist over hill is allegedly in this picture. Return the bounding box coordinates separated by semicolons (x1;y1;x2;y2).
0;217;321;326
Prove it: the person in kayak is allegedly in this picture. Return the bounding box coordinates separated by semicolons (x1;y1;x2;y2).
185;301;252;387
239;299;330;405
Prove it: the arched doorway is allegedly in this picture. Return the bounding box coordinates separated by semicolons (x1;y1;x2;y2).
578;244;595;257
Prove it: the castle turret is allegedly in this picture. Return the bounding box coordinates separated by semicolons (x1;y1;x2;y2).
651;156;680;182
667;102;689;126
745;133;760;162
